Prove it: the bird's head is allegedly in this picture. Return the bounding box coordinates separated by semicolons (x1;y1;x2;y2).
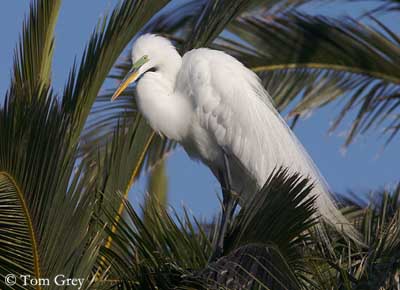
111;34;179;101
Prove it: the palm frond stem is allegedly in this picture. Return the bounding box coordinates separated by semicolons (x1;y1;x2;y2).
252;63;400;85
0;171;41;289
104;131;156;250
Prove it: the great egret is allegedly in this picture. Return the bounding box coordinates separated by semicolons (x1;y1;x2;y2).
111;34;359;252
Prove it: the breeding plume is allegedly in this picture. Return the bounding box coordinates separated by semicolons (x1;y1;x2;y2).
111;34;358;246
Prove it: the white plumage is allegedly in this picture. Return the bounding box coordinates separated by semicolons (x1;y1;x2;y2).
112;34;358;241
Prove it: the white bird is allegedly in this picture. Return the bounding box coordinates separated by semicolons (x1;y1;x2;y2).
111;34;359;251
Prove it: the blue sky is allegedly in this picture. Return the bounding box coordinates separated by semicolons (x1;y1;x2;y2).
0;1;398;219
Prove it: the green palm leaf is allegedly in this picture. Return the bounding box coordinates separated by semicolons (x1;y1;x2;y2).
0;88;102;289
97;195;211;289
10;0;61;99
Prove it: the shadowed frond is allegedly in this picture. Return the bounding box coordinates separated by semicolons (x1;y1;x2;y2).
95;169;318;289
225;169;317;255
204;244;302;290
205;169;317;289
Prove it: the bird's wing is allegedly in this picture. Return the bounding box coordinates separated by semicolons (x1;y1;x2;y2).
181;49;360;242
182;48;321;189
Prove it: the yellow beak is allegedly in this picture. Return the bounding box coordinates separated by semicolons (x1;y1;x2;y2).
111;55;149;101
111;69;139;101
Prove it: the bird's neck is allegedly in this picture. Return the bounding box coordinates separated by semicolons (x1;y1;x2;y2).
136;68;192;142
160;58;181;84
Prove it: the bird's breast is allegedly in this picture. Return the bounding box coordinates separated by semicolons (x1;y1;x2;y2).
181;119;224;167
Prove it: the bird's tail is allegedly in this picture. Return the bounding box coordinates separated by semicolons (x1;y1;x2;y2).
312;181;362;244
249;80;362;244
283;124;362;244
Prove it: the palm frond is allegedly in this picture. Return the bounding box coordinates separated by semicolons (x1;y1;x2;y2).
0;173;38;289
0;89;101;287
86;116;156;225
226;168;316;253
82;115;175;274
220;12;400;146
97;195;211;289
205;168;317;289
359;0;400;15
10;0;61;99
184;0;311;50
309;185;400;289
184;0;274;51
203;244;302;290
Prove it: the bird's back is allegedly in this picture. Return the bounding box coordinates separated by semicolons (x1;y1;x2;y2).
177;48;358;240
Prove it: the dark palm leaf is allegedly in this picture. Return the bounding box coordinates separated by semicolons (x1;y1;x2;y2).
184;0;311;50
204;244;302;290
208;168;317;289
82;115;183;279
225;169;317;255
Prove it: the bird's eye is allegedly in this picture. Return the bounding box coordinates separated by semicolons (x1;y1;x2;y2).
147;67;157;73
